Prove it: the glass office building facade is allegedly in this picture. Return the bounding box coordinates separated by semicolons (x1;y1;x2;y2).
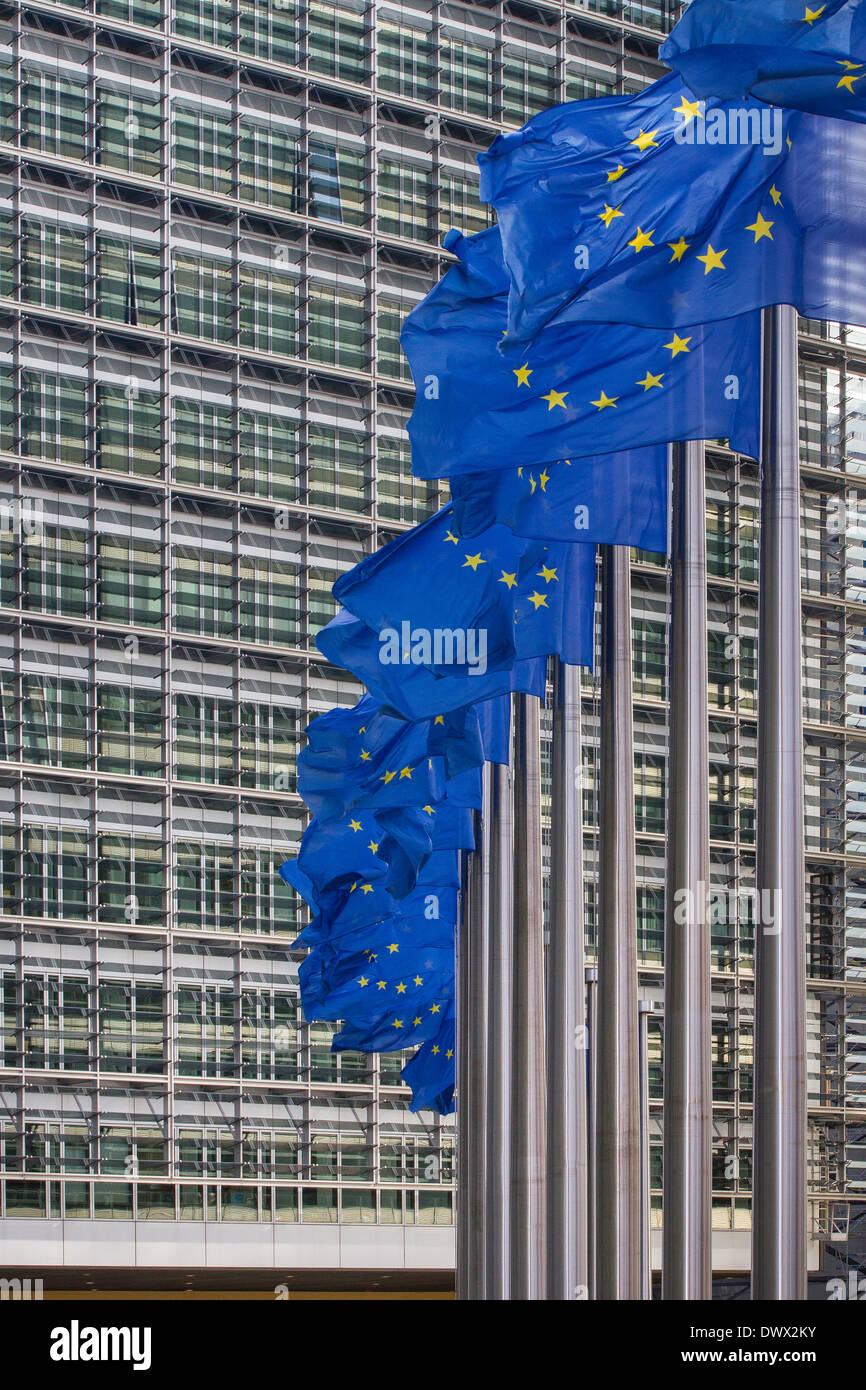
0;0;862;1284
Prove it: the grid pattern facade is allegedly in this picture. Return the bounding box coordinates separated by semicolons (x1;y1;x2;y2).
0;0;862;1267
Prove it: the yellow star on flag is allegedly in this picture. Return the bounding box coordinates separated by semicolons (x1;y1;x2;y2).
358;976;369;987
361;883;374;894
413;975;423;986
769;185;783;206
423;805;435;815
591;390;618;410
413;1017;422;1027
837;73;863;91
396;982;407;994
399;766;413;779
630;128;659;151
380;769;397;783
538;470;550;491
696;244;726;274
673;96;703;121
664;333;692;357
513;363;532;387
393;1018;403;1029
360;749;371;761
462;553;485;570
434;715;444;724
349;819;361;832
637;370;664;390
499;570;518;589
430;1003;441;1014
542;388;568;410
367;840;378;854
529;474;537;494
803;5;825;22
444;530;459;544
432;1045;440;1055
628;226;655;253
746;212;774;242
387;943;399;954
537;564;558;583
668;236;690;263
607;163;626;182
527;591;548;610
377;981;387;990
598;202;624;228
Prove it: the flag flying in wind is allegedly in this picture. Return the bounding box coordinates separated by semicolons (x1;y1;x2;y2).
400;1003;456;1114
479;72;866;338
661;0;866;122
317;608;549;721
450;452;670;552
297;695;490;822
333;505;597;671
403;226;761;479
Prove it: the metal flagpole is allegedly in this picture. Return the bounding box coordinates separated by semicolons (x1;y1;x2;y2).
510;691;547;1299
595;545;641;1300
638;999;654;1301
486;758;514;1299
662;440;712;1301
456;770;492;1300
585;964;598;1300
752;304;807;1300
547;659;589;1300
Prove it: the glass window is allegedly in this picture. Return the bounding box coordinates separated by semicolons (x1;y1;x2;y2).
240;0;299;64
240;265;298;355
308;284;366;370
301;1186;337;1222
308;2;367;83
20;372;88;467
93;1181;133;1218
21;220;87;315
172;253;233;343
172;105;234;195
239;121;299;211
378;159;435;243
96;88;162;178
21;71;87;159
97;384;163;477
377;23;435;101
97;236;163;328
309;141;367;226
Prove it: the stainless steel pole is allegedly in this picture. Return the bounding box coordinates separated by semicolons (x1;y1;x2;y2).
752;304;807;1300
456;843;472;1299
638;999;653;1301
510;692;547;1299
596;545;641;1300
547;660;589;1300
486;758;514;1299
586;965;598;1300
662;441;712;1301
457;771;492;1300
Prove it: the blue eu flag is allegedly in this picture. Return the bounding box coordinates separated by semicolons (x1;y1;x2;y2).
318;609;550;721
479;72;866;338
661;0;866;122
332;981;454;1051
400;1004;456;1114
333;505;597;672
298;695;490;821
299;940;455;1027
451;450;670;553
403;225;761;478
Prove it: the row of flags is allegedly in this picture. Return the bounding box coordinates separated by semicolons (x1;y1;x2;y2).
278;0;865;1115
